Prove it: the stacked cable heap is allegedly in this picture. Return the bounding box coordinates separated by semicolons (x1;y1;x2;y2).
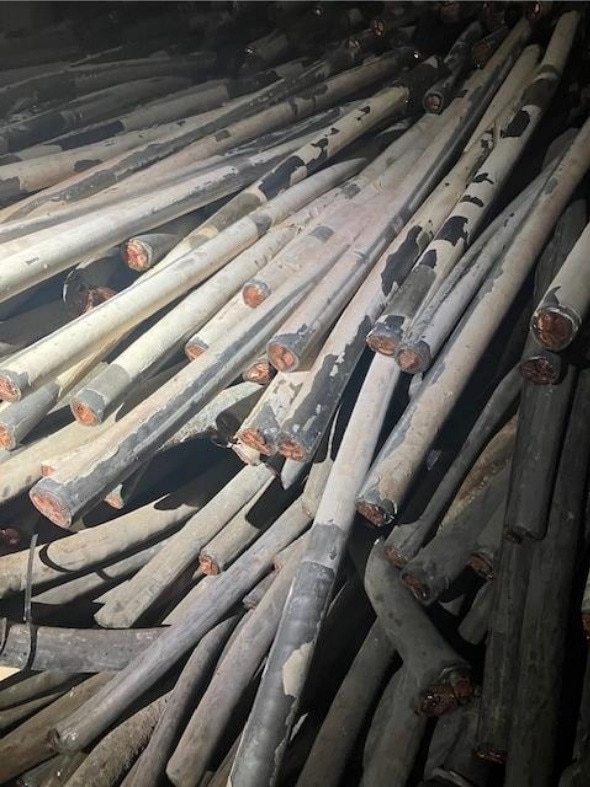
1;2;590;786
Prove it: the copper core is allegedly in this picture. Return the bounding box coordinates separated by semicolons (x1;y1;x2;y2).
104;493;124;510
583;613;590;641
401;571;430;602
200;554;220;576
238;427;273;456
425;93;443;114
468;553;495;581
366;333;397;357
0;527;21;547
244;362;275;385
396;348;425;374
533;310;573;351
420;669;472;716
0;424;15;451
384;545;408;568
526;1;554;22
124;239;150;271
0;375;21;402
277;436;307;462
420;682;460;716
476;744;508;764
267;343;298;373
520;355;559;385
69;285;117;316
526;1;543;19
356;500;391;527
81;286;116;314
41;463;55;477
29;488;72;529
185;342;207;361
242;285;266;307
371;18;386;36
71;399;100;426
